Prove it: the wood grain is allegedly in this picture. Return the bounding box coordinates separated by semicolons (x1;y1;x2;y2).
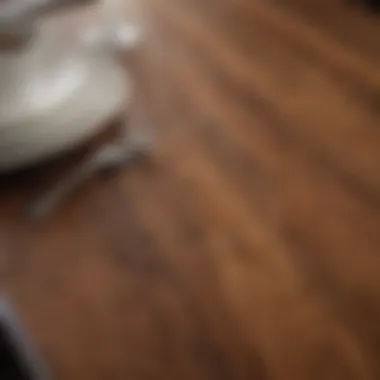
0;0;380;379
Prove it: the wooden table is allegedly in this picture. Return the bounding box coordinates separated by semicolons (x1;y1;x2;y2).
0;0;380;379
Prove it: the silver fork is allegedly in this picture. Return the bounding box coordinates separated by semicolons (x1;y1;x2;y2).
27;127;154;219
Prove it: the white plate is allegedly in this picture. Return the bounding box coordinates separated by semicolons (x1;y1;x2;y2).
0;38;129;172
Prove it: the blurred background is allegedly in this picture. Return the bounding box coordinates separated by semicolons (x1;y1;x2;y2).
0;0;380;379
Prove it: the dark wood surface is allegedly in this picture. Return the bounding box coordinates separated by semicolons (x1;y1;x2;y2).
1;0;380;379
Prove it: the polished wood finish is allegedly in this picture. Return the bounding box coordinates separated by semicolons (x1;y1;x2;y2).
1;0;380;379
